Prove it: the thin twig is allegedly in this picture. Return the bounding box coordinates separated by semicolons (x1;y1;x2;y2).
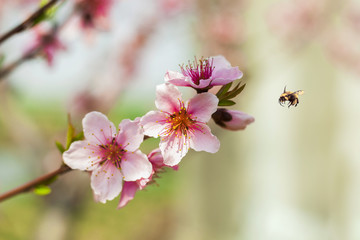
0;6;75;80
0;49;39;79
0;0;63;45
0;165;71;203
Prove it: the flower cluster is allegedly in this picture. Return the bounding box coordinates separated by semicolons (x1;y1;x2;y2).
63;55;254;208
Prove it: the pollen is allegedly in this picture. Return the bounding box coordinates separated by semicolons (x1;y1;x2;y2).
165;101;194;138
97;137;125;169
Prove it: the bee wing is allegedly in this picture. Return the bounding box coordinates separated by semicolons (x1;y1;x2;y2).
295;90;304;95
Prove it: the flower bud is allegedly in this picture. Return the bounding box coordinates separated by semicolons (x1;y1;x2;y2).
212;108;254;131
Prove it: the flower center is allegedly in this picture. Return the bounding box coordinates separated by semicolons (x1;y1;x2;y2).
180;57;214;85
166;105;194;137
99;138;125;169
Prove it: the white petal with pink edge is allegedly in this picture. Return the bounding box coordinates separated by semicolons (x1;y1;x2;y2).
116;119;144;152
210;55;243;85
63;140;100;171
189;123;220;153
187;93;219;123
120;150;152;181
117;181;139;209
160;134;189;166
83;111;116;145
210;67;243;86
211;55;232;69
155;84;182;113
90;163;123;203
141;111;168;137
164;70;191;87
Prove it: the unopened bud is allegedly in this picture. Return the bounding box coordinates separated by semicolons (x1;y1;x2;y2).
212;108;254;131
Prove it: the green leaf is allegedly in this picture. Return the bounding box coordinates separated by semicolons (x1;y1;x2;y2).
55;141;65;153
66;115;75;150
218;99;236;106
32;0;60;26
73;131;84;142
33;185;51;196
40;0;50;6
222;83;246;100
216;82;232;98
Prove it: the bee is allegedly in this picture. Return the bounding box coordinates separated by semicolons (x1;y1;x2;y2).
279;86;304;108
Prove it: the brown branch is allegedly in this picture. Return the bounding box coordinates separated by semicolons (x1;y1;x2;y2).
0;0;63;45
0;49;39;79
0;164;71;202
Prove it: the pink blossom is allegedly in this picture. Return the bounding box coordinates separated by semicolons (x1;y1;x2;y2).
141;84;220;166
117;148;178;208
165;56;243;91
212;108;254;131
63;111;152;203
25;26;66;66
75;0;113;30
117;149;178;208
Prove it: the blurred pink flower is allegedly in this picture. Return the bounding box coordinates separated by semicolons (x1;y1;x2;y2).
165;55;243;92
117;148;178;208
63;111;152;203
158;0;192;16
141;84;220;166
76;0;113;30
25;26;66;66
212;108;254;131
325;27;360;75
267;0;326;42
210;14;244;45
347;4;360;33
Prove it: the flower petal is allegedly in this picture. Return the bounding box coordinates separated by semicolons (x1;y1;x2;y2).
116;119;144;152
63;140;100;171
148;148;165;168
188;78;213;89
210;56;243;86
187;93;219;122
211;55;233;69
155;84;182;113
222;110;255;131
83;111;116;145
121;150;152;181
189;123;220;153
117;181;139;209
90;163;123;203
164;70;192;87
141;111;168;137
160;134;189;166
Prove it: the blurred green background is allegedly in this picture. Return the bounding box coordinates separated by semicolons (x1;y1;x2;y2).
1;0;360;239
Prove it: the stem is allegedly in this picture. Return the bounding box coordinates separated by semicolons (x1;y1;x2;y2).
0;6;75;80
0;49;39;79
0;0;63;45
0;165;71;203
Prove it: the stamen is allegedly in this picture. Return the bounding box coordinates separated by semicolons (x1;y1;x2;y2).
180;57;215;85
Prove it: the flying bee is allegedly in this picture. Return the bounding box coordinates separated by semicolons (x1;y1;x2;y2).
278;86;304;108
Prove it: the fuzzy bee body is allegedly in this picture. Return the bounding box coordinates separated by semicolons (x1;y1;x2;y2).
279;86;304;108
